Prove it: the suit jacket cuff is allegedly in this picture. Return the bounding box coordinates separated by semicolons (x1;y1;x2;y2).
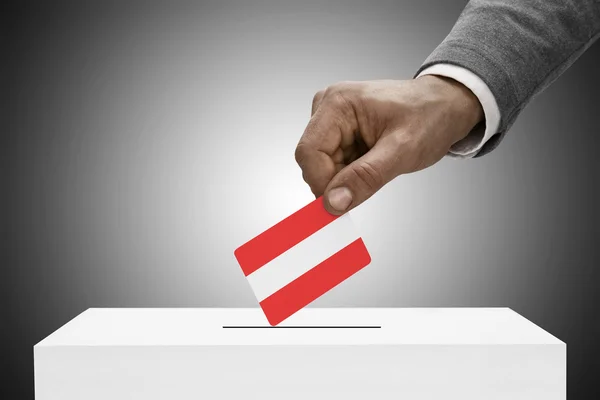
417;64;501;158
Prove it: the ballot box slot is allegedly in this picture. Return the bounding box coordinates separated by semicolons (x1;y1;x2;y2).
222;325;381;329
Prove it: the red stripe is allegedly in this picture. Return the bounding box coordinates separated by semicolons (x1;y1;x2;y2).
234;196;339;276
259;238;371;326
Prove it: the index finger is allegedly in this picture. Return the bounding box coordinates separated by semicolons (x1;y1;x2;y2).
295;106;345;197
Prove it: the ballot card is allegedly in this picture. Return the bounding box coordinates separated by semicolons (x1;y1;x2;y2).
234;196;371;326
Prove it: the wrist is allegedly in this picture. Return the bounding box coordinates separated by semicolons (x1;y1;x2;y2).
417;74;484;143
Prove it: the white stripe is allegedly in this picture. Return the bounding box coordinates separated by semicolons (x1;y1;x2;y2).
246;213;360;302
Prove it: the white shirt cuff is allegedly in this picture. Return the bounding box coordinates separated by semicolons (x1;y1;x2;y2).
417;64;501;158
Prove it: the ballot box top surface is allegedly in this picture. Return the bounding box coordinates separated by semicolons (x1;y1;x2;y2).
36;308;563;347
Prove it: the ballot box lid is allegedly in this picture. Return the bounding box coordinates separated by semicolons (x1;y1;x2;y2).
35;308;563;347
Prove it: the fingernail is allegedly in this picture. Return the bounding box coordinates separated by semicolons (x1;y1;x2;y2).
327;187;353;212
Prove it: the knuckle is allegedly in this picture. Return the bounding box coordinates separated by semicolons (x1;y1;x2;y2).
334;80;355;89
323;81;345;97
391;132;427;171
387;132;411;155
321;81;360;110
312;89;325;105
311;89;326;114
294;142;310;166
325;81;354;94
327;90;353;111
351;160;384;192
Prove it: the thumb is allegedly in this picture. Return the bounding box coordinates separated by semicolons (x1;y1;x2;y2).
323;134;403;215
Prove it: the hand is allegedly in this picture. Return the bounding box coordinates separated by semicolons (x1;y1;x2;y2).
294;76;484;214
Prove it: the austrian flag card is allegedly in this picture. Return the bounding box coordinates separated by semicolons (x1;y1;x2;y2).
234;197;371;326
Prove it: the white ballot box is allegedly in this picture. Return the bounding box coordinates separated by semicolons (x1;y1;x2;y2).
34;308;565;399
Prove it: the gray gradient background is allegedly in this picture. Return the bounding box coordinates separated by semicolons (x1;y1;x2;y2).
3;0;599;398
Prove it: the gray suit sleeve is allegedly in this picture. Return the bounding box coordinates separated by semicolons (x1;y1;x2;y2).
415;0;600;157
